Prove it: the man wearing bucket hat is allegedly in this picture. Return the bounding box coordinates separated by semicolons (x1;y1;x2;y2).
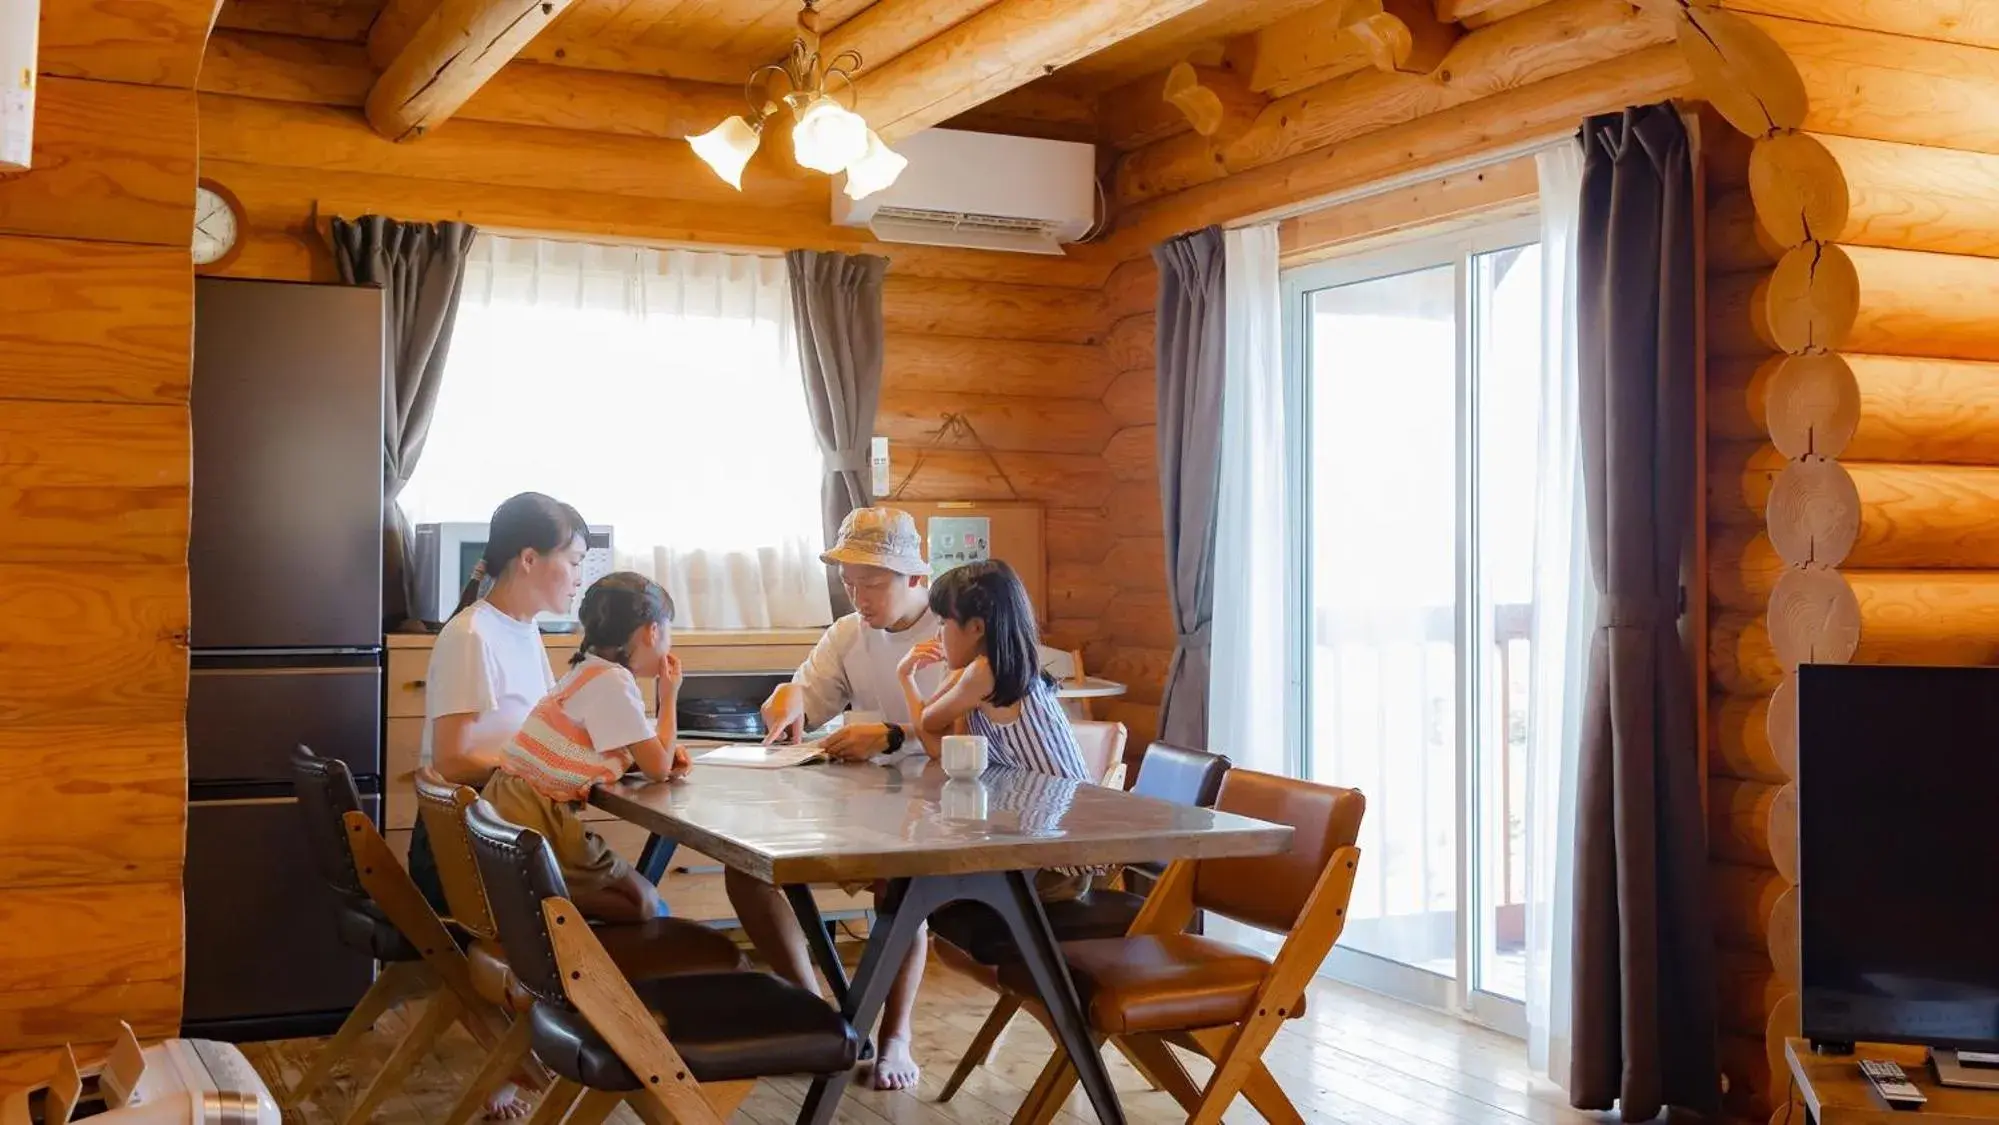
733;505;943;1091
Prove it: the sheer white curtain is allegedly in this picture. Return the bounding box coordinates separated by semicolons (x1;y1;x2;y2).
1209;221;1292;779
1524;140;1592;1086
400;235;834;629
1207;222;1292;953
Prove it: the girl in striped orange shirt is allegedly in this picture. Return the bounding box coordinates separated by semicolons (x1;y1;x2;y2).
484;571;690;922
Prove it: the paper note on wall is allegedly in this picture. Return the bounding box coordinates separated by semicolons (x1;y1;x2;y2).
928;516;992;579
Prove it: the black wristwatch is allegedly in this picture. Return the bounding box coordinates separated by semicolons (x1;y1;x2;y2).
884;723;906;753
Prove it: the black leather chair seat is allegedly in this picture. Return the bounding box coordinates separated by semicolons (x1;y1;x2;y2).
930;887;1147;966
530;972;861;1088
335;900;424;962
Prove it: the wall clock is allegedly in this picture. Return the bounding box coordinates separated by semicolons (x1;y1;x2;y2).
193;179;245;272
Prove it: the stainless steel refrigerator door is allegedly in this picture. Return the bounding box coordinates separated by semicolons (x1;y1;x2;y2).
182;793;380;1036
187;657;383;784
191;279;387;651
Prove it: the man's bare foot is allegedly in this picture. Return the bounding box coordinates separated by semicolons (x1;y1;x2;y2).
483;1083;529;1120
870;1036;920;1092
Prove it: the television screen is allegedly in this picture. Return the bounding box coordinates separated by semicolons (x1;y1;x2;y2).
1798;663;1999;1051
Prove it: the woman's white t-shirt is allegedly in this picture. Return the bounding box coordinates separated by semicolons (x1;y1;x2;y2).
421;601;556;770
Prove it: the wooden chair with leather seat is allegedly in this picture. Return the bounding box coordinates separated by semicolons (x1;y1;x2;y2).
998;768;1365;1125
412;770;748;1125
929;740;1232;1102
286;745;511;1125
462;797;864;1125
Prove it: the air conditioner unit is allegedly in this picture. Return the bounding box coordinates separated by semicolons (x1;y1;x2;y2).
833;129;1098;256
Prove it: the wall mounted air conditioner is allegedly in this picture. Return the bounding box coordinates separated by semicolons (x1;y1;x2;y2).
833;128;1098;256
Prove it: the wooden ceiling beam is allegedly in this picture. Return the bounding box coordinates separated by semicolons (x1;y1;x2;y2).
851;0;1215;143
365;0;580;141
367;0;436;67
821;0;1002;75
1098;0;1457;150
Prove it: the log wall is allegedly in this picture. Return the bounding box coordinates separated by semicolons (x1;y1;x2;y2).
1691;5;1999;1120
0;0;212;1085
1079;8;1696;762
191;34;1125;739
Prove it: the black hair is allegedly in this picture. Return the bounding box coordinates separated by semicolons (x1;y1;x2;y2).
453;492;588;615
927;559;1048;708
571;572;674;668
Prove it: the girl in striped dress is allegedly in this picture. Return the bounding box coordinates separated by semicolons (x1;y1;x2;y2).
897;559;1097;899
484;572;690;923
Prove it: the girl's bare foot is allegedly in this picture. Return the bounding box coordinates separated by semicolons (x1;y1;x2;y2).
483;1084;530;1120
870;1036;920;1092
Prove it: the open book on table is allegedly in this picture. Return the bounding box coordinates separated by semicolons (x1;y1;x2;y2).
689;742;830;769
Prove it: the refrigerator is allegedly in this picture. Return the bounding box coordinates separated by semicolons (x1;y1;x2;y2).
183;278;389;1042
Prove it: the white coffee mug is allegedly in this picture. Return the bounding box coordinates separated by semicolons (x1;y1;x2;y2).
942;777;989;820
941;733;989;779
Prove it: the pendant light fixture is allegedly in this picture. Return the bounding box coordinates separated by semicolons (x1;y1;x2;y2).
687;0;907;199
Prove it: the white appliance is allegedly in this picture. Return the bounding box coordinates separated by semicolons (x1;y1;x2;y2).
0;0;35;170
832;128;1098;256
1;1026;280;1125
411;521;615;627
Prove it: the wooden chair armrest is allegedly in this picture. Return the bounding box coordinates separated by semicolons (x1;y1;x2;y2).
1125;857;1198;936
542;897;726;1125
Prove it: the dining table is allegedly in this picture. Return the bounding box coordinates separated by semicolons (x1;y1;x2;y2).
592;751;1293;1125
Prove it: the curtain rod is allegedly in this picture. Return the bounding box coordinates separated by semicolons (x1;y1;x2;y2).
1223;129;1576;231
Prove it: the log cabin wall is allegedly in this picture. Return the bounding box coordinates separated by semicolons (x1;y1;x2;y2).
0;0;216;1086
1690;3;1999;1120
191;30;1125;745
1071;0;1698;760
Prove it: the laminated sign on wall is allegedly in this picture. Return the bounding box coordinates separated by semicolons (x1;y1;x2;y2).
928;516;991;578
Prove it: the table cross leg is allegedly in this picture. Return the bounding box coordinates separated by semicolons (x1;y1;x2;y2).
986;870;1125;1125
789;871;1126;1125
633;833;677;885
795;876;937;1125
783;884;853;1008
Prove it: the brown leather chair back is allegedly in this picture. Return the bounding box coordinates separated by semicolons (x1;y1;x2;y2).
290;744;368;905
1130;741;1230;808
413;769;497;939
464;797;575;1011
1194;769;1365;935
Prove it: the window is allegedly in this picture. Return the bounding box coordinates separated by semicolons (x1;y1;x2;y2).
401;235;832;629
1282;214;1548;1030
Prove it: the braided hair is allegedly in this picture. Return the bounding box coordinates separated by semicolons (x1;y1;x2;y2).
572;572;675;668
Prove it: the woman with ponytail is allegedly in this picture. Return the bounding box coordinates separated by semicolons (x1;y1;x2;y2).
411;492;586;1119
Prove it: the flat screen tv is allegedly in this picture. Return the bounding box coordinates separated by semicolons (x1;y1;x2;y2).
1798;662;1999;1054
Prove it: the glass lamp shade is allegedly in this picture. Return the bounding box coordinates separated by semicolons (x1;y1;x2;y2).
790;95;870;174
842;130;908;201
689;115;761;189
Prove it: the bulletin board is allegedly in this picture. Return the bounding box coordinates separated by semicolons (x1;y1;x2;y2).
892;501;1048;624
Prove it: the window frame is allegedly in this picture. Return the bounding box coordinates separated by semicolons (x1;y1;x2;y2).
1279;212;1542;1034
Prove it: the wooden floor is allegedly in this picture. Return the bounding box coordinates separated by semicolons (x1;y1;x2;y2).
242;951;1595;1125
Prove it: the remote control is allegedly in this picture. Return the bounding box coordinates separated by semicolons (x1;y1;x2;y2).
1860;1059;1928;1108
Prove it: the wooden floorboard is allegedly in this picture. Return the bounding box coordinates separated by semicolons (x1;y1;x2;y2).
240;951;1592;1125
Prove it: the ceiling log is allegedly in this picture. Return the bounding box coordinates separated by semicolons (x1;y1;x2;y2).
364;0;579;141
851;0;1215;143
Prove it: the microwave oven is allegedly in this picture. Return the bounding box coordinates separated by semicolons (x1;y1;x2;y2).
411;521;615;628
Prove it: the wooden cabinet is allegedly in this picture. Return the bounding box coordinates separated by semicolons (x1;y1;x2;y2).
377;628;873;926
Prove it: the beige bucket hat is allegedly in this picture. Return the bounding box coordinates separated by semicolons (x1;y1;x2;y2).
822;506;928;576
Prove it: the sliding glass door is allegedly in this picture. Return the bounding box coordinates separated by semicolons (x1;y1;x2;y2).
1283;217;1543;1031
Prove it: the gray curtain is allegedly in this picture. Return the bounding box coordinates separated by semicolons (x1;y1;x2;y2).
329;215;477;631
1152;227;1226;750
1568;105;1718;1120
786;249;888;616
